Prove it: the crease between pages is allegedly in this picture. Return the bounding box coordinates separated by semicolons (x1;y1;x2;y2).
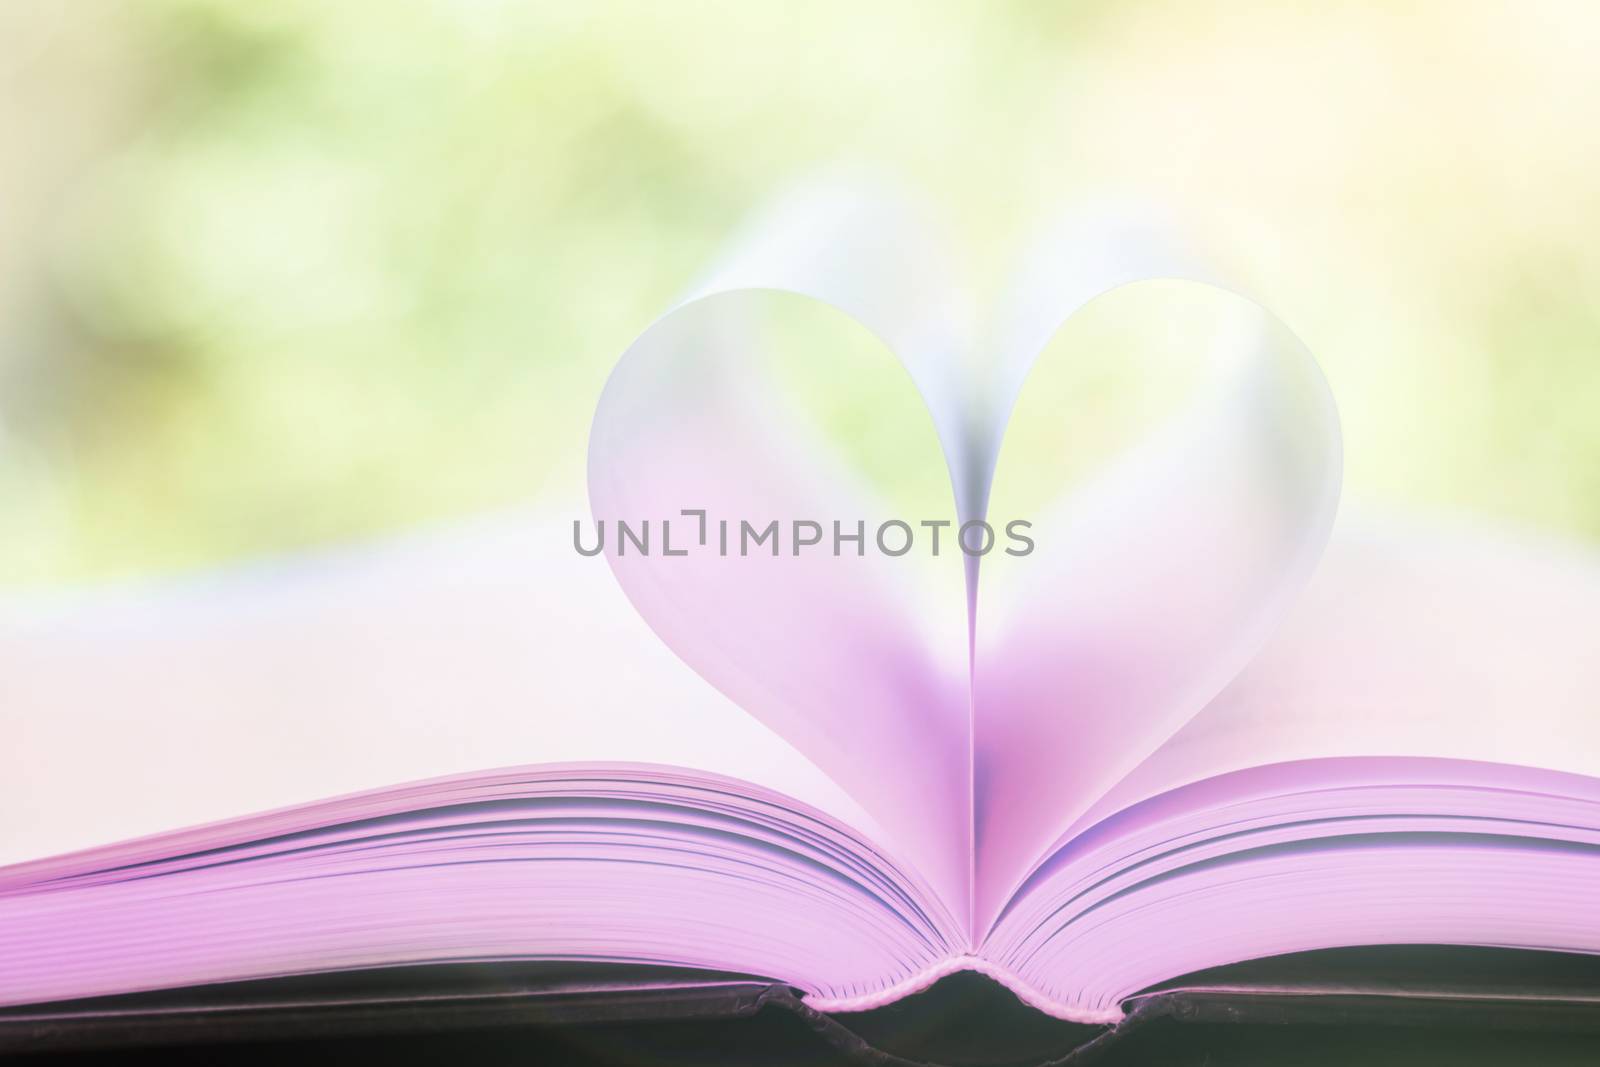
804;955;1122;1024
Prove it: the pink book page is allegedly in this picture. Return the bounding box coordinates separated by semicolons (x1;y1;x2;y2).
588;178;975;921
1076;512;1600;832
969;216;1342;930
0;512;879;866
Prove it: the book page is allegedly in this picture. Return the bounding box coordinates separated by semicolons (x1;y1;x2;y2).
1075;510;1600;830
586;178;974;920
969;216;1342;931
0;509;882;865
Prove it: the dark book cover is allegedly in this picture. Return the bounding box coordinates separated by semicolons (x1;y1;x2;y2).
8;947;1600;1066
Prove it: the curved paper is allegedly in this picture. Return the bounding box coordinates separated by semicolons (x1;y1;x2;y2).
587;180;973;917
971;214;1343;931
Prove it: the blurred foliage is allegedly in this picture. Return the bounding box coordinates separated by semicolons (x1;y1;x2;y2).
0;0;1597;585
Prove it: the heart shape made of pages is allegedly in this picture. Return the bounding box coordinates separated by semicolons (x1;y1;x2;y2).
587;179;1342;935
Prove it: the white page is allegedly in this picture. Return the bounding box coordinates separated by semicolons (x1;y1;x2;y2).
0;508;879;865
1077;509;1600;828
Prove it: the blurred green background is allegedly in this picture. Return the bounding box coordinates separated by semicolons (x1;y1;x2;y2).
2;1;1597;586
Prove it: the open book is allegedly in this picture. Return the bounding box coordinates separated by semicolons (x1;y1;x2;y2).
4;184;1600;1026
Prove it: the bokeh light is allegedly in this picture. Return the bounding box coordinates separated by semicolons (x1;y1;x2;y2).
1;0;1596;585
